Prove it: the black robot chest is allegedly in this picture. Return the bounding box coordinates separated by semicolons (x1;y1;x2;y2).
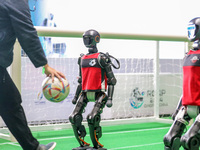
183;54;200;67
81;58;101;68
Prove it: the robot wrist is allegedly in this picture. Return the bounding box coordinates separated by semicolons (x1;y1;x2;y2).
106;99;113;107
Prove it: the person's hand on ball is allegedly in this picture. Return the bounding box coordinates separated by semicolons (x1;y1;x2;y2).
43;64;66;82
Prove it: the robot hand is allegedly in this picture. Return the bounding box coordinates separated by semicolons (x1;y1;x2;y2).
72;96;78;105
106;99;112;108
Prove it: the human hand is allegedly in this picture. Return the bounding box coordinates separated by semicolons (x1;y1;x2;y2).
43;64;66;82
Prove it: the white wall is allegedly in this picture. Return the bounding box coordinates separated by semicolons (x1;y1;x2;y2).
38;0;200;36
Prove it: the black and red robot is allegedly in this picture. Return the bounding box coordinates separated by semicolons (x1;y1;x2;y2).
69;29;120;150
163;17;200;150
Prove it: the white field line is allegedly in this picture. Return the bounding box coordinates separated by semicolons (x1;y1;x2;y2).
0;142;20;146
109;142;163;150
0;126;170;147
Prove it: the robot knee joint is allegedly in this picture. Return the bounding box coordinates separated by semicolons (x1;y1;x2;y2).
164;136;181;149
163;135;172;147
69;113;76;123
163;120;186;149
181;135;200;149
180;135;189;149
87;113;101;125
69;113;83;126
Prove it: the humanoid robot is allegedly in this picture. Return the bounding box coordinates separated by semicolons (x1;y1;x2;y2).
163;17;200;150
69;29;120;150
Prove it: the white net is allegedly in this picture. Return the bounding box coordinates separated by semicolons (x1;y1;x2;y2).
158;41;185;117
0;37;185;128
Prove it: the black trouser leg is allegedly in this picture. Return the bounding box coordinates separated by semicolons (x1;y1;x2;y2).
0;67;39;150
1;105;39;150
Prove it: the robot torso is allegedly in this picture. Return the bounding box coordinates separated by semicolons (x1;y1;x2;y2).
183;49;200;106
80;53;107;92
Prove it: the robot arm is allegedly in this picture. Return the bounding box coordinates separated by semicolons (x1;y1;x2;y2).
100;53;118;107
106;85;115;107
72;57;82;104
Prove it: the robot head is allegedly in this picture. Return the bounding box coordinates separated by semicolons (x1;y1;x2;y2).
83;29;100;48
187;17;200;41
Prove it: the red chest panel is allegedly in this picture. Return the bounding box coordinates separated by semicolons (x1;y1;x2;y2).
182;50;200;106
81;53;107;92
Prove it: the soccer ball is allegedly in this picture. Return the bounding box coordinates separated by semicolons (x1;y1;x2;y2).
42;77;70;102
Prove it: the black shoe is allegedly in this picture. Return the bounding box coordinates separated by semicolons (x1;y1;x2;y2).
37;142;56;150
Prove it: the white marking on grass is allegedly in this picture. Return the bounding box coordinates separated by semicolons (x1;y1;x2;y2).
0;142;20;146
109;142;163;149
38;126;170;141
104;127;169;135
0;126;170;147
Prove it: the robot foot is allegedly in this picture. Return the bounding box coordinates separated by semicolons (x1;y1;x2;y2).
72;146;94;150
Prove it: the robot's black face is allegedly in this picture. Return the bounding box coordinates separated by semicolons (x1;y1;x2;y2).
83;29;100;48
188;24;196;40
83;35;93;47
187;17;200;41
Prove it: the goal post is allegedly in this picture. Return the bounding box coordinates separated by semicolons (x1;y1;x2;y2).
0;27;188;141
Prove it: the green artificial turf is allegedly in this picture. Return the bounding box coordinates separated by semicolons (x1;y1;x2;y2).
0;122;187;150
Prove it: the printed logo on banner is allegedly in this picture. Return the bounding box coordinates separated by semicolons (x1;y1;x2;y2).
129;88;167;109
129;87;144;109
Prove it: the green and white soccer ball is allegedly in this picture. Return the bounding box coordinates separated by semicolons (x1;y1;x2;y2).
42;77;70;103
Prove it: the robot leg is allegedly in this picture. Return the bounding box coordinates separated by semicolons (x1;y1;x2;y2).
87;92;107;150
69;93;91;149
181;113;200;150
163;106;189;150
